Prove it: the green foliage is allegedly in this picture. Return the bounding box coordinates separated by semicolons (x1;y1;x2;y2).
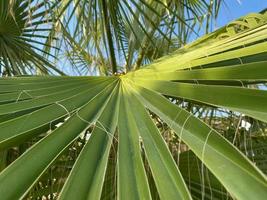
0;10;267;199
53;0;223;74
0;0;63;75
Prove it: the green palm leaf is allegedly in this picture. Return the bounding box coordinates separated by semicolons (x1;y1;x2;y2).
0;0;63;75
1;10;267;200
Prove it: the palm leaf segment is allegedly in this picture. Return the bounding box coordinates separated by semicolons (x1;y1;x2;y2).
1;11;267;200
0;0;62;75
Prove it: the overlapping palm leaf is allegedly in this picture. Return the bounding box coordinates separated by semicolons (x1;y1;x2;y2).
56;0;223;74
0;0;63;75
0;11;267;200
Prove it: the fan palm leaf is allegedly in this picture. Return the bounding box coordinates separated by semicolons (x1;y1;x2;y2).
0;8;267;200
55;0;223;74
0;0;63;75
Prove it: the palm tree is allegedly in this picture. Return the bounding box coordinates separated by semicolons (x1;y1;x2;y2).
1;0;222;76
0;0;267;199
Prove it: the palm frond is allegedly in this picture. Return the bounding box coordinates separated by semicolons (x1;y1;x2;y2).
0;0;63;75
54;0;224;74
0;10;267;199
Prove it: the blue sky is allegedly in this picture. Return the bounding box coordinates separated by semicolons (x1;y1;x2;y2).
217;0;267;27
